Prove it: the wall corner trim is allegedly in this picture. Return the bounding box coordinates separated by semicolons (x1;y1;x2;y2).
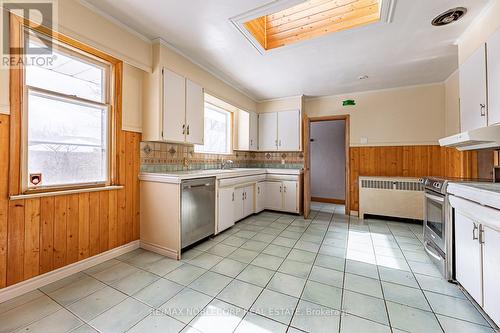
0;240;140;303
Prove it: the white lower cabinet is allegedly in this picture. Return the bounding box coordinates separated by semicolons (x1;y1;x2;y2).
218;187;235;233
454;211;482;305
283;181;298;213
483;226;500;324
243;186;255;217
265;181;284;211
256;182;265;213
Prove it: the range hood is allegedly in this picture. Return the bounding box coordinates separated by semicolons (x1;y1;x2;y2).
439;125;500;151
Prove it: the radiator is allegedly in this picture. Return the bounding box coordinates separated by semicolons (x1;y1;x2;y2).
359;176;424;220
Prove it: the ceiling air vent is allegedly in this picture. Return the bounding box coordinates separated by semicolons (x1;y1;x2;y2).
432;7;467;26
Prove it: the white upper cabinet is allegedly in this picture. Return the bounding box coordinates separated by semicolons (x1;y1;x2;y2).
185;80;204;145
259;112;278;151
249;111;259;151
163;69;186;143
277;110;300;151
258;110;301;151
235;110;259;151
460;45;488;132
487;28;500;126
143;65;204;144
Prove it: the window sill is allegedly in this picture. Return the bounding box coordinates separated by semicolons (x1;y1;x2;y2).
9;185;124;201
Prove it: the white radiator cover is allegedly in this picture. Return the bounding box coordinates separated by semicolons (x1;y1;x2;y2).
359;176;424;220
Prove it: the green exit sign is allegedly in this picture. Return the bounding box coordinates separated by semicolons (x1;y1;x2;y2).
343;99;356;106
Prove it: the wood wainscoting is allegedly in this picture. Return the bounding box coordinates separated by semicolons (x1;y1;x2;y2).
0;113;141;288
349;145;478;213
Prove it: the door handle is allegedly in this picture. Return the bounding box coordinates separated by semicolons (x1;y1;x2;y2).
480;104;486;117
473;223;479;240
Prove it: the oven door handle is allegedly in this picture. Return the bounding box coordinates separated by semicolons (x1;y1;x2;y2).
425;193;445;203
424;241;442;261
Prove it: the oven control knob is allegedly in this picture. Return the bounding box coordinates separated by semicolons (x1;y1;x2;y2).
433;182;441;189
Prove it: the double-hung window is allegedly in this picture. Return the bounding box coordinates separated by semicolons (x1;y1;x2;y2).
23;31;112;191
195;104;232;154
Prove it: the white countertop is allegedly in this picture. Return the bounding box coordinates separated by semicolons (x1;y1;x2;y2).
139;168;303;184
447;182;500;210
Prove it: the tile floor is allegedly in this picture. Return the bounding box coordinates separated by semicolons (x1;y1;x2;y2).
1;203;498;333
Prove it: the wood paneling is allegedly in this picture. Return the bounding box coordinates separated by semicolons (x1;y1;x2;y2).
245;0;380;50
0;120;141;287
349;145;479;212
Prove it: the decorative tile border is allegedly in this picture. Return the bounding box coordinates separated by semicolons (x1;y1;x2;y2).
140;141;305;173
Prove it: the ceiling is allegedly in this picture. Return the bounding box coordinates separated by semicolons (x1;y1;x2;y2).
82;0;492;101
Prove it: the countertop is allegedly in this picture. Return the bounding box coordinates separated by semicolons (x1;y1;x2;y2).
139;168;304;184
447;182;500;210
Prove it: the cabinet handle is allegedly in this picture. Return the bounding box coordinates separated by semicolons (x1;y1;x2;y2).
279;140;282;147
187;125;190;135
182;124;186;135
275;140;278;147
257;186;260;194
280;186;282;193
232;192;234;201
472;223;479;240
479;225;485;244
284;186;287;193
480;104;486;117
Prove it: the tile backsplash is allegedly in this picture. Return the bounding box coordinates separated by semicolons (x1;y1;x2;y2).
140;142;304;173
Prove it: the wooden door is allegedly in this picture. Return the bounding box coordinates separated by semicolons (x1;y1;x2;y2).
258;113;278;151
277;110;300;151
455;211;483;305
303;116;311;218
460;45;488;132
163;69;186;143
185;79;204;145
483;225;500;324
218;187;235;233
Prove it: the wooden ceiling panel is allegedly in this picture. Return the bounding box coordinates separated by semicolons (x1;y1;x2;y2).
244;0;381;50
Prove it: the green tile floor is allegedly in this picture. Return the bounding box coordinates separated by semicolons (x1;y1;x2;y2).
0;203;498;333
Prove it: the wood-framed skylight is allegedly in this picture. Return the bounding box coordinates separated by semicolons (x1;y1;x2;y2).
238;0;384;51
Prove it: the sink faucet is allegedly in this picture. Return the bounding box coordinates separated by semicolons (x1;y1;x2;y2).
221;159;234;169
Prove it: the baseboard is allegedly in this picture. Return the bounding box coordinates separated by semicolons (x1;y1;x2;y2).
140;240;178;260
0;240;140;303
350;210;359;217
311;197;345;204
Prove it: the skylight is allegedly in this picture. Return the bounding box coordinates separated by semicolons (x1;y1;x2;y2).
243;0;382;51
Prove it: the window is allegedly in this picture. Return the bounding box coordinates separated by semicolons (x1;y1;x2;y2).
195;105;232;154
23;31;111;191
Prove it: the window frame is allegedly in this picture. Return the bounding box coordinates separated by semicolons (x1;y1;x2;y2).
9;14;123;196
194;102;233;155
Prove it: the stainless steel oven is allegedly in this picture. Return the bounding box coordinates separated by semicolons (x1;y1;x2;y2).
423;177;453;280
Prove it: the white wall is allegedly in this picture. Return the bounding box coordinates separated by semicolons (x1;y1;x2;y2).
257;96;302;113
304;84;446;146
310;120;345;200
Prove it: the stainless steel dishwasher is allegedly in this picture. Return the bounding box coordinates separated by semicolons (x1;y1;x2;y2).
181;177;216;249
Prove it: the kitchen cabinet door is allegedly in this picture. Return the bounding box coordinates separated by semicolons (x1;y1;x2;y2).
483;225;500;324
283;181;298;213
259;113;278;151
218;187;235;233
163;69;186;143
278;110;301;151
234;187;245;222
185;79;204;145
255;182;265;213
249;111;259;151
243;186;255;217
487;28;500;126
460;45;488;132
265;181;283;211
454;211;483;305
236;110;250;151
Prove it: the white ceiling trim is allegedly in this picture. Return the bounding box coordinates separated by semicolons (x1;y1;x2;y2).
153;38;258;103
305;81;445;101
